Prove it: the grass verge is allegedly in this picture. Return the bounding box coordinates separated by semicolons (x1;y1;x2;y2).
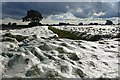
48;26;82;40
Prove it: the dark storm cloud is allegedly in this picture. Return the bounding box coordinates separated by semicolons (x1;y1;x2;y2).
2;2;119;19
2;2;69;19
0;2;2;19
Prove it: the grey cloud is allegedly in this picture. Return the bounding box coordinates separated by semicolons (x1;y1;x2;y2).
2;2;119;19
68;2;119;18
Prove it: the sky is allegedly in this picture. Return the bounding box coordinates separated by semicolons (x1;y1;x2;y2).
1;2;120;20
1;0;120;2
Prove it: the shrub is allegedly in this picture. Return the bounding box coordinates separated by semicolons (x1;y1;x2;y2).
105;20;113;25
12;23;17;26
78;23;83;25
8;22;11;26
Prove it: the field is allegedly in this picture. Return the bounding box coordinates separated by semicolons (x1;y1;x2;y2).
0;25;119;79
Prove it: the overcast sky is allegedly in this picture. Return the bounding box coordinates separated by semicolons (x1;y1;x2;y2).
2;2;120;19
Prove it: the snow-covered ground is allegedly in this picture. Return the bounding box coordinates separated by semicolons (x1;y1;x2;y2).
0;26;119;79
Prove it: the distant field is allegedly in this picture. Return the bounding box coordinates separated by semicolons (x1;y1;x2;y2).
49;25;120;41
